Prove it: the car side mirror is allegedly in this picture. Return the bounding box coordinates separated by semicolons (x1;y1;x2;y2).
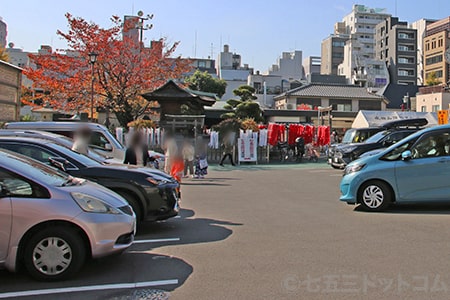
104;143;113;151
401;150;412;161
49;157;69;172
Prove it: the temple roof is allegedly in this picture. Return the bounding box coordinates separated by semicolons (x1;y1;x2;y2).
141;80;217;106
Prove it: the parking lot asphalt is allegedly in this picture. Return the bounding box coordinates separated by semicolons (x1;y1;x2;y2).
3;162;450;299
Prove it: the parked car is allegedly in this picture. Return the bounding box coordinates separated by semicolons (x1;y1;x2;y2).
340;124;450;211
4;122;126;160
0;129;118;164
328;127;383;168
0;149;135;281
2;124;166;168
0;137;180;224
329;118;428;169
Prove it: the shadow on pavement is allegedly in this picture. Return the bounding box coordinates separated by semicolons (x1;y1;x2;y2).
0;252;192;297
136;209;242;247
354;203;450;215
0;210;240;297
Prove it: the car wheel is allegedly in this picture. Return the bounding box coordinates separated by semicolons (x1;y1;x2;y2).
117;191;142;222
23;227;86;281
358;180;392;212
331;164;341;169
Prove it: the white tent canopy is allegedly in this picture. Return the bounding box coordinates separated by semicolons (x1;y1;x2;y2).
352;110;438;128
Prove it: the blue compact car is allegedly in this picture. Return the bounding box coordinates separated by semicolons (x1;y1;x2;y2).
340;124;450;211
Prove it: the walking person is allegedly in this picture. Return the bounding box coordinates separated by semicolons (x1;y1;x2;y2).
219;133;235;166
123;131;151;167
182;139;195;178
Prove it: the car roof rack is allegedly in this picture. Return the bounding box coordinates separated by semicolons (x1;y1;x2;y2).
381;118;428;129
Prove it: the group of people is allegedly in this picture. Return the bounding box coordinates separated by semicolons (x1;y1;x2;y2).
123;131;209;181
72;126;236;182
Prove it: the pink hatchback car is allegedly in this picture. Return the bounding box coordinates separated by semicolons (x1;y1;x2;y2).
0;150;135;281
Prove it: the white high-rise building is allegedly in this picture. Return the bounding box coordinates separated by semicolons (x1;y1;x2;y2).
216;44;253;100
336;5;391;89
267;50;303;80
410;19;436;85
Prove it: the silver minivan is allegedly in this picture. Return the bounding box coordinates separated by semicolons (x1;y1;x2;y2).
0;150;135;281
4;122;126;160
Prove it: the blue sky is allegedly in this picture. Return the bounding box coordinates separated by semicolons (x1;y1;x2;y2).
1;0;449;72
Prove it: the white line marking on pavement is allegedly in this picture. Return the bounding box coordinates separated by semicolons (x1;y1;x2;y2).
0;279;178;299
174;216;181;218
133;238;180;244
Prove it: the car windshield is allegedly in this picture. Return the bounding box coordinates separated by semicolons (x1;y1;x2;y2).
2;151;69;187
45;135;107;163
43;142;102;167
101;127;125;149
364;130;389;143
342;129;356;143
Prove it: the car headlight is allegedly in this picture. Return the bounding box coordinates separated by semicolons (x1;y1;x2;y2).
71;192;121;214
145;177;169;185
344;163;366;175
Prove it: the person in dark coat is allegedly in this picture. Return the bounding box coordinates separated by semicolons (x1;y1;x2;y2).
124;132;151;167
219;132;235;166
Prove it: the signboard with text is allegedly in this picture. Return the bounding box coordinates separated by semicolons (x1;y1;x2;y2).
237;138;257;164
438;110;448;125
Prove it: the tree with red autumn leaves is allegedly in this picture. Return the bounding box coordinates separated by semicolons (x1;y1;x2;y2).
25;13;191;127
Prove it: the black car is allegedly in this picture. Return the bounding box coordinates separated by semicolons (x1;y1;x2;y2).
328;127;383;167
330;118;428;169
0;137;179;224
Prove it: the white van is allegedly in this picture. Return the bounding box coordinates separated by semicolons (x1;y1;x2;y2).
4;122;126;160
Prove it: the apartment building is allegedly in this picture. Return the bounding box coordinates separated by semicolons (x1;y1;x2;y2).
423;17;450;85
336;5;391;89
320;35;346;75
376;17;417;85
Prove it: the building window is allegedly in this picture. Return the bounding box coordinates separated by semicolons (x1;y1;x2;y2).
432;105;440;112
359;100;381;110
398;81;415;85
438;39;443;47
421;106;426;112
431;41;436;49
332;41;345;47
398;44;415;52
426;70;443;79
398;57;414;64
425;55;443;66
398;69;415;76
296;99;321;110
330;99;352;112
398;32;414;39
426;43;430;51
